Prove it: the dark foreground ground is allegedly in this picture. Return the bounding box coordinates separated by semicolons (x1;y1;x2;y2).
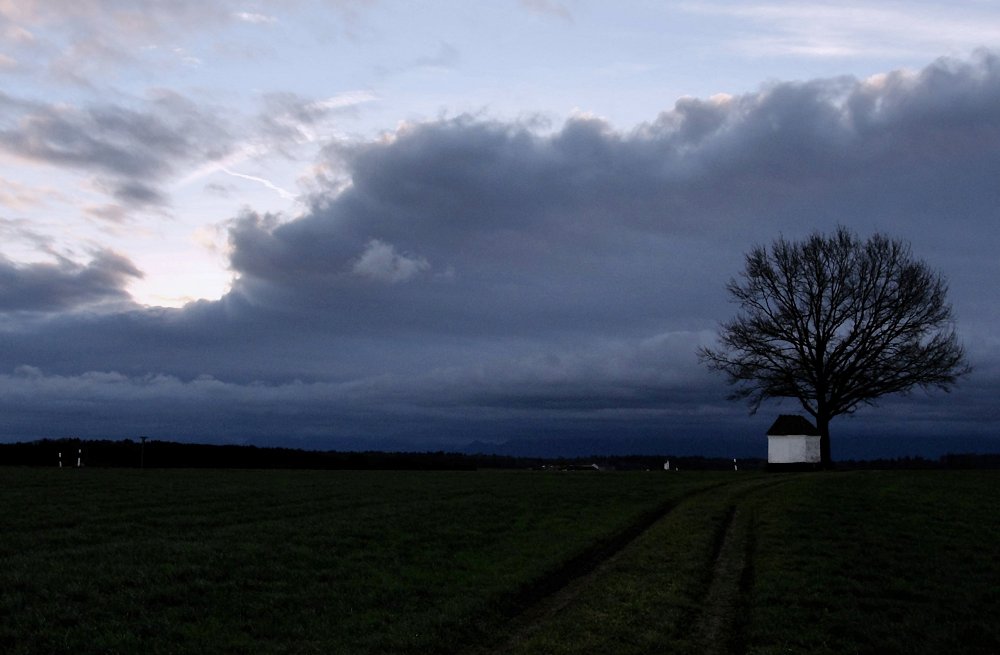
1;468;997;654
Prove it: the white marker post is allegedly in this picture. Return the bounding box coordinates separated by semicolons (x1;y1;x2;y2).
58;452;62;468
733;458;738;471
77;448;82;468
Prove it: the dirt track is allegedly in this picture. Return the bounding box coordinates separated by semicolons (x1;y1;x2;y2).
474;477;785;655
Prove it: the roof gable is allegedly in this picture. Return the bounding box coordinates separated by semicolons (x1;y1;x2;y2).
767;414;819;436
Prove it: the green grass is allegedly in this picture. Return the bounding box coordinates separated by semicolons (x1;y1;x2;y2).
0;468;723;655
744;472;1000;654
2;469;997;654
503;471;999;655
496;475;778;654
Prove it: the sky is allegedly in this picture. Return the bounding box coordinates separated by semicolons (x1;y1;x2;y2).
1;0;999;459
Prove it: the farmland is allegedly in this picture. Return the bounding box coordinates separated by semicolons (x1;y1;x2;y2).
1;468;997;654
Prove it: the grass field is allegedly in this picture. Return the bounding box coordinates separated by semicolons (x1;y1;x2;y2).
1;468;997;654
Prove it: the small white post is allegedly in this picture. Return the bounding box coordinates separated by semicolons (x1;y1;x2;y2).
58;452;62;468
733;458;738;471
77;448;82;468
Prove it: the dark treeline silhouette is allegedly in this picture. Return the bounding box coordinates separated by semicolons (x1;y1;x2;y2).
0;438;488;470
0;438;995;470
0;438;767;471
840;453;1000;470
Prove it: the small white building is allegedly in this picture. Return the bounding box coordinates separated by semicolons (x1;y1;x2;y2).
767;415;821;466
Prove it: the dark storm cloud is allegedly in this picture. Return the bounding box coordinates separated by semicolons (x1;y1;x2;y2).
0;91;228;177
230;52;1000;341
2;53;1000;454
0;250;141;312
0;87;375;215
0;90;232;212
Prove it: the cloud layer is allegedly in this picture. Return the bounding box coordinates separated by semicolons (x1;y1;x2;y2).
2;53;1000;456
0;249;140;311
0;87;372;221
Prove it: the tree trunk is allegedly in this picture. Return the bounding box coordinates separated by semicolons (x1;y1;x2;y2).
816;414;832;469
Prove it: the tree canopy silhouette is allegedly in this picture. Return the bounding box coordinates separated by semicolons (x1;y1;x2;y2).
699;227;970;466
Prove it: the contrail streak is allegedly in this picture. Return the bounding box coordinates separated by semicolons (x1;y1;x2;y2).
220;167;296;200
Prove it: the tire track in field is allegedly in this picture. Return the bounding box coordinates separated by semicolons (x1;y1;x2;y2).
470;477;785;655
473;476;789;655
468;480;734;655
688;505;749;655
687;478;787;655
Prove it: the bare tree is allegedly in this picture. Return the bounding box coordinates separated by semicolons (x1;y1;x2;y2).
699;227;970;466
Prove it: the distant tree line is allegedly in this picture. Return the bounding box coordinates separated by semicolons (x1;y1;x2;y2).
0;438;995;469
0;438;772;471
841;453;1000;470
0;438;488;470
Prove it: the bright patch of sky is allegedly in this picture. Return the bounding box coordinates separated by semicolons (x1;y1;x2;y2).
1;0;998;306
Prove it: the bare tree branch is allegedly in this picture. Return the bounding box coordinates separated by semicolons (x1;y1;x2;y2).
698;227;971;466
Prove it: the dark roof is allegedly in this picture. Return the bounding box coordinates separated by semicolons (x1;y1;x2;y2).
767;414;819;436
